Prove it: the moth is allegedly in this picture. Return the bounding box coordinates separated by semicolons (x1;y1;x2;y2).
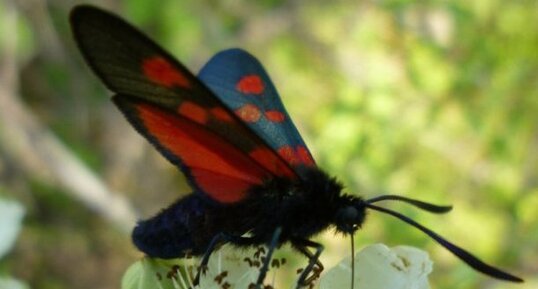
70;5;523;288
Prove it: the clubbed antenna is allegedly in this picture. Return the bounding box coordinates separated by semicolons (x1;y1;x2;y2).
364;202;523;282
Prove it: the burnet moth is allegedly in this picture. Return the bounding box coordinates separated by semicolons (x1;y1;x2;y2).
70;5;523;288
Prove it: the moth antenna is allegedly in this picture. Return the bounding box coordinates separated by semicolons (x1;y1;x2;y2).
365;203;523;283
366;195;452;214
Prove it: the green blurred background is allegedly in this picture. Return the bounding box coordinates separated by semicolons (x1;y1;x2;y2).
0;0;536;289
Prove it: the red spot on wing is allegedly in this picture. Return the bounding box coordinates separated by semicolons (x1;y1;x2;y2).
296;145;315;166
211;107;234;122
278;145;315;167
178;101;208;124
142;56;190;88
278;145;299;165
136;103;268;202
265;110;285;122
249;147;296;178
236;75;264;94
235;104;261;122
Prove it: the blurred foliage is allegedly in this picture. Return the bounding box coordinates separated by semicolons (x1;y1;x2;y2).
0;0;536;289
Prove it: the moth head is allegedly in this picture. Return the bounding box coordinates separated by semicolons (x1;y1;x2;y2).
334;196;367;234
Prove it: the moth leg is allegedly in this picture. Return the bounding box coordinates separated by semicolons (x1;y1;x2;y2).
292;239;324;288
295;246;324;285
254;226;282;289
192;232;225;286
192;232;248;286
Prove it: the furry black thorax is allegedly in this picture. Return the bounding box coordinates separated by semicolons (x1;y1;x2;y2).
239;167;367;239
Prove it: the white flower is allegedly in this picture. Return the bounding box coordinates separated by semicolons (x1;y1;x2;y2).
0;199;25;259
319;244;432;289
122;243;432;289
122;245;275;289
